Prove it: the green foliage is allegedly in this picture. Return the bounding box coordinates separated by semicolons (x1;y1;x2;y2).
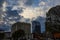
12;29;25;39
46;5;60;33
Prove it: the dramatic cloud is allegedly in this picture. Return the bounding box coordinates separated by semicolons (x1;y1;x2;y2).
21;7;46;18
25;0;33;6
2;1;7;11
3;0;60;19
0;0;5;24
0;0;5;7
1;0;60;32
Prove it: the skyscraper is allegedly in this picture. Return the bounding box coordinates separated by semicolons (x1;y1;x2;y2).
11;22;31;40
32;21;41;34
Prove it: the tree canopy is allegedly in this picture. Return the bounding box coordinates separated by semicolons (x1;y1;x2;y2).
46;5;60;33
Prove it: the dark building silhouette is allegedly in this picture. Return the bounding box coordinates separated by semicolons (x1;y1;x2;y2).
0;29;5;40
0;29;11;40
4;32;11;40
35;16;45;33
32;21;41;34
32;21;41;40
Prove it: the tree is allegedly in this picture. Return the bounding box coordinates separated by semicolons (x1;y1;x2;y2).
12;29;25;40
46;5;60;33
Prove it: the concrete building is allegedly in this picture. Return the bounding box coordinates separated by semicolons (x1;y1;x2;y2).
11;22;31;40
11;22;31;34
0;29;11;40
4;32;11;40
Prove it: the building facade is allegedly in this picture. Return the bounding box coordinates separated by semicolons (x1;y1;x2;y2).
32;21;41;40
11;22;31;40
32;21;41;34
4;32;11;40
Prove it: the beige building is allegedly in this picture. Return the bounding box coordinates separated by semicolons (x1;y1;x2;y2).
11;22;31;34
11;22;31;40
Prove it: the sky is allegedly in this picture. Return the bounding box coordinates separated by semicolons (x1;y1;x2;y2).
0;0;60;32
7;0;60;19
5;0;60;19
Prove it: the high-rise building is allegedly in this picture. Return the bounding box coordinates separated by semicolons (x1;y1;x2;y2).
32;21;41;39
32;21;41;34
45;5;60;39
